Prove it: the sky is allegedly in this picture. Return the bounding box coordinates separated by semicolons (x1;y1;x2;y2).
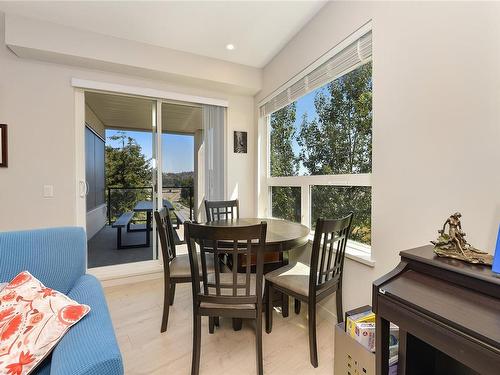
106;129;194;173
104;85;323;176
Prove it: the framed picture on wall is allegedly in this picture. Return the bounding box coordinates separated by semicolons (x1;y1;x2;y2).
0;124;7;168
234;131;247;153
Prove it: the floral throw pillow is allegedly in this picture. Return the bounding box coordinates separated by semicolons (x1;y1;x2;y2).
0;271;90;375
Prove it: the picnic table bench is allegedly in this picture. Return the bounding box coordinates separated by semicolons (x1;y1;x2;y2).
173;210;188;229
112;200;186;249
112;212;137;249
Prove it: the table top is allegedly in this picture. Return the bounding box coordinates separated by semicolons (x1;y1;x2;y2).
400;245;500;287
134;200;174;212
200;217;310;252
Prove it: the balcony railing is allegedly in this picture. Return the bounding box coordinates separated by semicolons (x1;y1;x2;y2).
107;186;194;225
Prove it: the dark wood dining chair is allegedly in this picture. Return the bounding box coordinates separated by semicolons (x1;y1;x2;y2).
185;220;267;375
204;199;239;221
204;198;240;274
154;208;214;333
264;213;353;367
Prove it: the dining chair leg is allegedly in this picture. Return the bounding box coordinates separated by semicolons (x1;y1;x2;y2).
294;299;301;315
265;283;273;333
232;318;243;331
281;255;290;318
169;283;176;306
308;303;319;368
256;313;264;375
161;278;171;333
282;293;289;317
336;287;343;323
191;313;202;375
209;317;215;334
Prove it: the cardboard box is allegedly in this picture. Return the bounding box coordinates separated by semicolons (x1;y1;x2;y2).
334;323;399;375
346;311;376;351
345;305;372;325
334;323;375;375
346;311;399;353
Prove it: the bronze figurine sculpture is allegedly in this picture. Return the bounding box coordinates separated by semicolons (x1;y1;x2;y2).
431;212;493;265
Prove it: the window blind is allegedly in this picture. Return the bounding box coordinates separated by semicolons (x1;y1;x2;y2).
259;30;372;118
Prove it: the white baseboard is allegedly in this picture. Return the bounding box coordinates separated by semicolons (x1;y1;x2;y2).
88;260;164;287
101;271;163;288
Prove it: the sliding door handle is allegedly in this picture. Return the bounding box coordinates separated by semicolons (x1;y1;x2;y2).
79;180;88;198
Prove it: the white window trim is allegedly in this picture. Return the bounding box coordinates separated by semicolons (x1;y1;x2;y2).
266;162;374;255
306;234;374;267
71;78;229;107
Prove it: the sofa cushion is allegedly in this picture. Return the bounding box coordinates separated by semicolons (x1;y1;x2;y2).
50;274;124;375
0;227;86;294
0;271;90;375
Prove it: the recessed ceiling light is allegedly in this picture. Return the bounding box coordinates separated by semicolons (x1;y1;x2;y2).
226;44;235;51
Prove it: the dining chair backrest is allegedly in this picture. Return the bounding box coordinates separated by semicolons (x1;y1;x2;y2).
204;199;239;222
309;214;353;297
154;208;176;264
185;221;267;309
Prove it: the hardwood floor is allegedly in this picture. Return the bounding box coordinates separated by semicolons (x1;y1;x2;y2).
104;279;336;375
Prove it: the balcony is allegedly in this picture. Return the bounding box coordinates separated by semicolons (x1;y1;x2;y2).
87;186;192;268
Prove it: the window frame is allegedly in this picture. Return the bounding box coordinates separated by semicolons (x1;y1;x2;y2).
265;74;373;255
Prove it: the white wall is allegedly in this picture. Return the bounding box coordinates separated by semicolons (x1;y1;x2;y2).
257;1;500;313
86;205;107;240
0;12;256;232
5;14;262;95
226;95;255;214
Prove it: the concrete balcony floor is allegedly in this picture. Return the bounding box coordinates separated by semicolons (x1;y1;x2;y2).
87;223;186;268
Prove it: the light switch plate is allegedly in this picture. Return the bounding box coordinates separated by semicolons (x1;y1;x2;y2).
43;185;54;198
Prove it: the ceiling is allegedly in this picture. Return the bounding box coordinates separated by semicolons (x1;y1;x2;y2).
0;1;325;68
86;92;202;134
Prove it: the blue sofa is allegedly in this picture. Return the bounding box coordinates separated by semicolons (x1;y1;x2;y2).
0;227;124;375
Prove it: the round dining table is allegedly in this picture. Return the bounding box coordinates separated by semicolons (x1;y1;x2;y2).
200;217;310;253
199;217;310;327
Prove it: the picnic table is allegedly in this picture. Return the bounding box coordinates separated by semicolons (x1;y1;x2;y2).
112;199;173;249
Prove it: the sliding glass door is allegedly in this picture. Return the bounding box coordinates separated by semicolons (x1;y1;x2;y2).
83;90;224;274
85;91;160;269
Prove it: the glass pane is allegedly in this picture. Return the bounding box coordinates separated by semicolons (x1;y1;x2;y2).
87;125;154;269
161;133;194;221
105;129;154;227
310;185;371;245
271;186;301;223
270;62;372;177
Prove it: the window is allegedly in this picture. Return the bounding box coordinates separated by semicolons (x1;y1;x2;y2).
264;27;372;250
310;185;371;245
271;186;301;222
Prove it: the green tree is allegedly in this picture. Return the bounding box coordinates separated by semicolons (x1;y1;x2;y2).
105;131;152;221
297;63;372;175
269;103;301;222
298;62;372;244
270;102;298;177
162;172;194;208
